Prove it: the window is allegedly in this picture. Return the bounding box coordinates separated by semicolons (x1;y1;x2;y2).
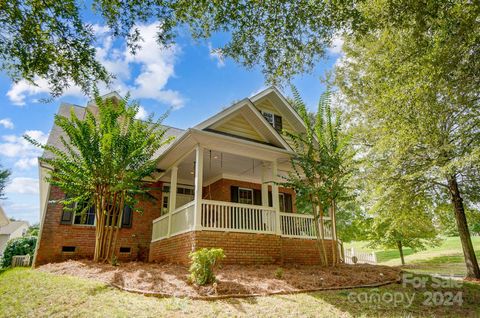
62;246;76;252
238;188;253;205
73;203;95;226
119;247;131;253
162;184;194;215
279;193;285;212
262;111;283;132
161;195;169;215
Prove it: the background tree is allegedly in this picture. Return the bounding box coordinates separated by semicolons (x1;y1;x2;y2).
26;95;173;262
365;182;440;265
2;1;476;100
1;0;358;97
335;3;480;277
282;88;354;266
0;165;10;199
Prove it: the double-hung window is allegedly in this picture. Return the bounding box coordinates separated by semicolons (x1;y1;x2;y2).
238;188;253;205
262;111;283;132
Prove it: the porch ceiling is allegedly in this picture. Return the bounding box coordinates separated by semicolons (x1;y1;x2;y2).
155;129;293;179
159;146;291;185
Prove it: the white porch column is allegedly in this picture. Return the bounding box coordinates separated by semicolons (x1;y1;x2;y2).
272;160;281;234
167;166;178;237
193;145;204;230
261;162;269;207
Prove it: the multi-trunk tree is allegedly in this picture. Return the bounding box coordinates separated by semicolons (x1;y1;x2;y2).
282;88;354;266
335;2;480;277
27;95;173;262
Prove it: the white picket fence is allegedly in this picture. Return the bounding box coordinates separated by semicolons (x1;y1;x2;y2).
11;254;31;267
344;248;377;264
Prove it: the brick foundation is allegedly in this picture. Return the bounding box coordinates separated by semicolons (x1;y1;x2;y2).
149;230;334;265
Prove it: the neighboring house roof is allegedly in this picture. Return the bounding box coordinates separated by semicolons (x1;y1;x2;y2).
0;206;9;227
0;221;28;235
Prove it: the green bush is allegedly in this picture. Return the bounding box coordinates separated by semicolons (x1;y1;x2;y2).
188;248;225;286
274;267;284;279
1;236;37;268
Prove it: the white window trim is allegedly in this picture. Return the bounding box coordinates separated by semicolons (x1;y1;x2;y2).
262;111;282;131
238;187;254;205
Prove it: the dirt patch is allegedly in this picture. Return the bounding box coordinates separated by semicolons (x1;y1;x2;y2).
38;260;401;298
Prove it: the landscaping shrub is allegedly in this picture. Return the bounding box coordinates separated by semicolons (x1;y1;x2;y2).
1;236;37;268
274;267;284;279
188;248;225;285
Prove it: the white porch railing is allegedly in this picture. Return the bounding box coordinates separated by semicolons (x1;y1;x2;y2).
280;212;332;239
152;199;334;241
201;200;276;233
152;201;195;242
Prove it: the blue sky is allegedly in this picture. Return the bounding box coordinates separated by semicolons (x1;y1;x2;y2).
0;21;343;224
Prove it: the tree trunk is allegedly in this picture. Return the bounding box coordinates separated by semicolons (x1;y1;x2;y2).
397;240;405;265
311;195;328;266
447;175;480;279
330;203;339;266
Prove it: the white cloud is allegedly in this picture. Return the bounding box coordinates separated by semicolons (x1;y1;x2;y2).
0;118;14;129
208;43;225;68
6;22;185;110
328;34;344;55
135;106;148;120
14;158;39;170
125;23;185;109
5;177;39;194
7;77;84;106
0;130;47;170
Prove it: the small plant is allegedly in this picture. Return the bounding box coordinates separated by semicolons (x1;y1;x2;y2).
274;267;284;279
110;255;119;266
188;248;225;286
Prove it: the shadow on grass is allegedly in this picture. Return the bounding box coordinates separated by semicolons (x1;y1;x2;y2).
308;275;480;317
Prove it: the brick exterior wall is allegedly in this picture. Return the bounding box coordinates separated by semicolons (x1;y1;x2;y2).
149;232;195;264
37;177;329;266
149;230;335;265
35;182;163;266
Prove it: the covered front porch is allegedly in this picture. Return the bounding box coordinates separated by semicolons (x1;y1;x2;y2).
151;134;335;243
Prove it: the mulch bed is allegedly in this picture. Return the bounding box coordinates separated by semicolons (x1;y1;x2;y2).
38;260;401;298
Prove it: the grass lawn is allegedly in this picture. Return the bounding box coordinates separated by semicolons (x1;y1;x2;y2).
345;237;480;276
1;268;480;317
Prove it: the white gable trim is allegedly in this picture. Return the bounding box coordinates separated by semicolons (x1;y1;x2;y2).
195;99;292;151
250;87;307;134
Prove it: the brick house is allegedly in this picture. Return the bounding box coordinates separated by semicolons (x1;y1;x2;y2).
34;88;337;266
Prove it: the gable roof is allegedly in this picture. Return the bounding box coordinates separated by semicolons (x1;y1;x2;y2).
195;98;292;151
0;206;9;227
0;221;28;235
250;87;307;134
43;103;185;161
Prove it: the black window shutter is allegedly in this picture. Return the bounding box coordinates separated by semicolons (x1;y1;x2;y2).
274;115;283;131
285;193;293;213
268;191;273;207
122;206;133;228
231;186;239;203
253;189;262;205
60;209;73;224
60;195;74;224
